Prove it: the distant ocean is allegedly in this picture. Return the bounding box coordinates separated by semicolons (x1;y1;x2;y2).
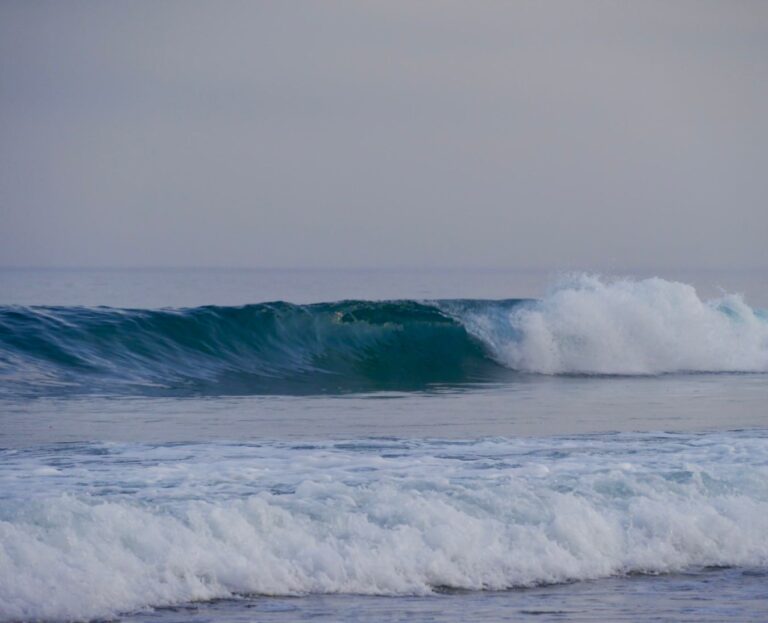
1;268;767;622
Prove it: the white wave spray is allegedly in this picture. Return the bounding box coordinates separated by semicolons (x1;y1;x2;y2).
458;274;768;375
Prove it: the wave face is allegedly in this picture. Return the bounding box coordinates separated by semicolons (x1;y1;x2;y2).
0;276;766;396
0;300;507;396
2;432;768;621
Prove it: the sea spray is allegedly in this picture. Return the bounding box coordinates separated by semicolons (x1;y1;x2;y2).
454;274;768;375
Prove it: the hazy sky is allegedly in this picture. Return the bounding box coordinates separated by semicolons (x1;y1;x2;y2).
1;1;766;270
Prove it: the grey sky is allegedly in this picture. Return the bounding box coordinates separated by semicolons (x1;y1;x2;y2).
1;1;766;269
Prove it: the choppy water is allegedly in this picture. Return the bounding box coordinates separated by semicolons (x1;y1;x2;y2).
1;268;767;622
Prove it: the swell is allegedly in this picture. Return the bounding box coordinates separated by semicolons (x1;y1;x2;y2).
1;276;766;396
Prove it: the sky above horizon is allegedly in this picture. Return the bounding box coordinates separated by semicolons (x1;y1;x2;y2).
1;1;767;270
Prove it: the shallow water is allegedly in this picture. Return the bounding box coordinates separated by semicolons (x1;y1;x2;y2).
124;567;768;623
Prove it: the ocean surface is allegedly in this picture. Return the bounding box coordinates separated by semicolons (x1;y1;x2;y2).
1;267;767;622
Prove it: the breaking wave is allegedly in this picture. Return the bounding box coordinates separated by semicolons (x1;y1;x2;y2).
0;275;766;396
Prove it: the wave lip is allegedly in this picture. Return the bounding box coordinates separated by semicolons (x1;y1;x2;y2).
0;275;766;396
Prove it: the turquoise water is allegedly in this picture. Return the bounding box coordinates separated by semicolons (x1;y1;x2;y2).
1;268;767;622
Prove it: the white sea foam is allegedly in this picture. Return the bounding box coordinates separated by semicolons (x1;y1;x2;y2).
2;434;768;621
458;275;768;375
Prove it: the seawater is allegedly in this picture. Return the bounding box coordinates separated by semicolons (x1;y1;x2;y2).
1;268;767;622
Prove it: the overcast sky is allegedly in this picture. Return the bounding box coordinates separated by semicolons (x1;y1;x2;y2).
1;1;766;270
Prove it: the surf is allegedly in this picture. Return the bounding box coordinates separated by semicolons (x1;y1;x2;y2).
2;432;768;621
0;275;765;397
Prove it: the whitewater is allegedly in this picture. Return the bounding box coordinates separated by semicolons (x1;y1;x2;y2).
456;274;768;375
3;433;768;621
1;270;767;622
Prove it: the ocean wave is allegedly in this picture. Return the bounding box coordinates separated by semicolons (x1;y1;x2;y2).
2;433;768;621
0;275;766;396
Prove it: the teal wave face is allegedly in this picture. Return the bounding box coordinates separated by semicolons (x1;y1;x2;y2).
0;301;518;397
